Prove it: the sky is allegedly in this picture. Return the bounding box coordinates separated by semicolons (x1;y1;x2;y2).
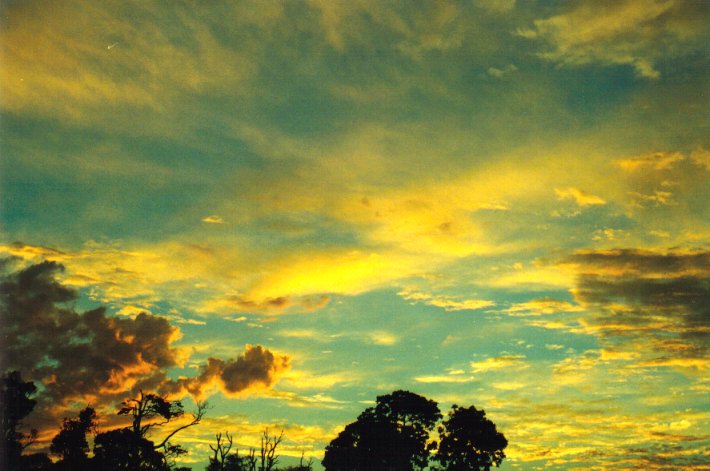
1;0;709;469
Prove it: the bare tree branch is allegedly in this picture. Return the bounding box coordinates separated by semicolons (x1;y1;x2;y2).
153;401;208;450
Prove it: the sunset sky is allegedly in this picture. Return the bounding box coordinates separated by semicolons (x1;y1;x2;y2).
1;1;709;469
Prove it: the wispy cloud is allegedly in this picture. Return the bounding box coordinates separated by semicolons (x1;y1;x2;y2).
471;355;528;373
555;187;606;207
399;288;494;312
367;331;398;346
519;0;710;79
201;215;225;224
414;374;476;384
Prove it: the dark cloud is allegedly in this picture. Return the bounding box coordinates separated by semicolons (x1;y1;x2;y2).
0;260;180;408
208;293;331;314
0;260;290;438
163;345;290;399
568;249;710;365
569;249;710;277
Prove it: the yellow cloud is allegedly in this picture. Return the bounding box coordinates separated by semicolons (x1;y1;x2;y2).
414;375;476;384
471;355;528;373
202;215;225;224
246;250;423;300
367;331;398;346
504;298;583;316
177;415;335;463
280;370;357;390
399;288;494;311
555;187;606;207
617;151;686;171
489;264;576;289
491;381;526;391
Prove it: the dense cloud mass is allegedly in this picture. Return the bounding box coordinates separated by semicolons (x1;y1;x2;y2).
568;249;709;367
0;260;179;404
163;345;290;399
0;259;290;432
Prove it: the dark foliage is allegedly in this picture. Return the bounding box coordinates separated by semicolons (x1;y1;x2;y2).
434;405;507;471
323;390;441;471
19;452;53;471
0;373;207;471
93;428;168;471
323;391;507;471
119;390;207;452
1;370;39;470
50;406;97;470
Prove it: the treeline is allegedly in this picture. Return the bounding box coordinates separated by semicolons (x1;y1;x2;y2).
2;371;507;470
322;390;507;471
1;371;309;471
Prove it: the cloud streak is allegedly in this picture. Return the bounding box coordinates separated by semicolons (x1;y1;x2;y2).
565;248;710;371
519;0;710;79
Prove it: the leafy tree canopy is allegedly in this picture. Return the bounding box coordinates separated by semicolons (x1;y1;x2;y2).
50;406;97;470
323;390;441;471
323;391;507;471
435;405;508;471
1;370;39;470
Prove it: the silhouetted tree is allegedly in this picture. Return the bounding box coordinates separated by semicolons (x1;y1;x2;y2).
205;428;307;471
90;390;207;470
18;452;53;470
120;390;206;447
93;428;168;471
259;428;283;471
50;406;97;470
1;371;39;470
324;391;507;471
224;450;257;471
208;432;234;471
278;452;314;471
434;405;507;471
323;390;441;471
118;390;207;458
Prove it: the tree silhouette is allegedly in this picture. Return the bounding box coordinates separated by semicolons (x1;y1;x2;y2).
208;431;234;471
259;428;284;471
1;370;39;470
322;390;441;471
280;452;314;471
118;390;207;454
50;406;97;470
434;405;507;471
93;428;167;471
323;391;507;471
90;390;208;470
206;428;290;471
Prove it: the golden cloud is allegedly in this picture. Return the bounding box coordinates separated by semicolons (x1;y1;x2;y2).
471;355;528;373
555;187;607;207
